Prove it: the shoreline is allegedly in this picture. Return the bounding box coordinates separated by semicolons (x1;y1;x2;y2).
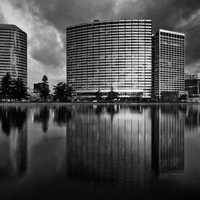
0;102;199;106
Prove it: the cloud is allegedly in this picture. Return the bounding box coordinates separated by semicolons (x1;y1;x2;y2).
0;0;65;88
14;0;200;67
10;0;116;30
176;9;200;29
111;0;200;71
0;0;200;89
30;26;64;68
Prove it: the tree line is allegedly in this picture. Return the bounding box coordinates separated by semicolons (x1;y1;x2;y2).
32;75;74;102
1;73;27;100
0;73;118;102
32;75;73;102
0;73;73;102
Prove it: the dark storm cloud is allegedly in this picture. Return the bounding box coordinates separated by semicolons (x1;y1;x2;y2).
8;0;116;77
116;0;200;29
115;0;200;66
9;0;200;71
11;0;116;30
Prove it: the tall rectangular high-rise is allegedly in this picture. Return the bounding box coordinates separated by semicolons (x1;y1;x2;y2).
0;25;27;86
152;29;185;99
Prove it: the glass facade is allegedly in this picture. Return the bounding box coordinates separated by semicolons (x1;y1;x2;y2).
153;29;185;98
66;20;152;98
0;25;27;87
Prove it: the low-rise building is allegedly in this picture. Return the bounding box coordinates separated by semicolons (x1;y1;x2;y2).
185;73;200;97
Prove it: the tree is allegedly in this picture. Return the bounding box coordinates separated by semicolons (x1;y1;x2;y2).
53;82;67;102
53;82;73;102
0;73;27;101
42;75;48;83
11;78;27;100
1;73;12;99
106;86;118;101
39;75;50;101
95;89;103;101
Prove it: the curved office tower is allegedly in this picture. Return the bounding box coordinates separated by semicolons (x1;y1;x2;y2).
66;20;152;98
0;25;27;87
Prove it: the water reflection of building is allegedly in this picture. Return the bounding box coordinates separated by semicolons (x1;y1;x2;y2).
67;20;152;98
152;106;184;175
67;105;152;186
9;122;27;176
0;106;27;178
34;106;50;133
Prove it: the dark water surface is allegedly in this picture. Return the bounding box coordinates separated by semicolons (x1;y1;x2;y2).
0;103;200;199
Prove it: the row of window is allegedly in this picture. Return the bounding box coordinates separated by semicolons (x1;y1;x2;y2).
160;34;184;39
68;73;152;76
71;84;152;87
68;29;152;35
68;59;152;62
68;25;152;32
68;32;152;37
67;37;152;42
68;41;152;45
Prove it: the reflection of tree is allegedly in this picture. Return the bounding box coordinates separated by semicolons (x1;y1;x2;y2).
185;107;200;129
34;106;50;133
0;107;27;135
106;105;119;120
54;106;72;126
128;105;142;113
95;105;104;115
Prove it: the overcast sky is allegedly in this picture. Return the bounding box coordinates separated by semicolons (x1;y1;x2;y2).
0;0;200;88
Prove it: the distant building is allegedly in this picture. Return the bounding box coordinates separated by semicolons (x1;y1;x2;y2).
185;73;200;97
0;24;27;86
66;20;152;98
152;29;185;99
185;73;200;80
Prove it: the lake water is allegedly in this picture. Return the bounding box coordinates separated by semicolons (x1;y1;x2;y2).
0;103;200;199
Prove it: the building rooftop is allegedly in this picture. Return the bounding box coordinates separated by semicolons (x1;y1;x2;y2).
159;29;185;37
67;19;152;29
0;24;26;34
